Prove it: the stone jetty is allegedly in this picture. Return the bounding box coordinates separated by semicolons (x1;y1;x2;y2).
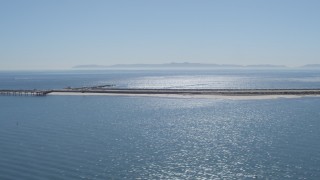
1;86;320;97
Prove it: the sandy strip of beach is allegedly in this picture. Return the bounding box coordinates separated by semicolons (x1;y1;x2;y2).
48;92;320;100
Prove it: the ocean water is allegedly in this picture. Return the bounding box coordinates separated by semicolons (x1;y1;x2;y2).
1;69;320;90
0;69;320;179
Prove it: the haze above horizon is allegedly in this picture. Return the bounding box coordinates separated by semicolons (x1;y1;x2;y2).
1;0;320;70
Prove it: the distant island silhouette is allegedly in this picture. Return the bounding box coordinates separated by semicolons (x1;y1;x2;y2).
73;62;289;69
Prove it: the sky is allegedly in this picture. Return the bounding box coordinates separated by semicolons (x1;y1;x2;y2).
1;0;320;70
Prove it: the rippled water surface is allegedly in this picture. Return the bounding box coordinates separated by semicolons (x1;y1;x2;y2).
0;70;320;179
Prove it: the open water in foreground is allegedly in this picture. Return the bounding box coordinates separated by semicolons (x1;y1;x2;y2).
0;69;320;179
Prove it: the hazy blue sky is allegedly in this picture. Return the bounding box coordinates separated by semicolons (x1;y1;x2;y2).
1;0;320;70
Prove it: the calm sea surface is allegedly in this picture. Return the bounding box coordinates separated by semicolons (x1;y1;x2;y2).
0;69;320;179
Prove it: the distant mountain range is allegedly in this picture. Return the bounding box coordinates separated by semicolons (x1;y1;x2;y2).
300;64;320;68
73;63;288;69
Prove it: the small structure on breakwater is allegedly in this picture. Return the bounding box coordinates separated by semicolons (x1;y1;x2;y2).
0;90;51;96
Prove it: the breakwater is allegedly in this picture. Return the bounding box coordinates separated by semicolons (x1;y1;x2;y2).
52;88;320;96
2;88;320;96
